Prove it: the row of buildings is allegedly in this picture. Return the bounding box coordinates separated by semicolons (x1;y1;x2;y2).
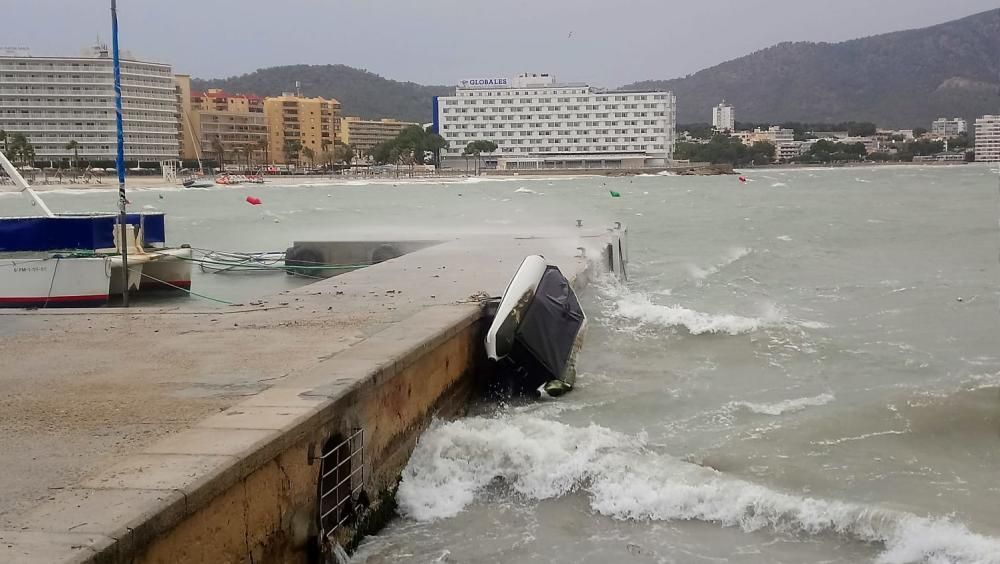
0;47;420;167
707;101;1000;162
1;43;994;170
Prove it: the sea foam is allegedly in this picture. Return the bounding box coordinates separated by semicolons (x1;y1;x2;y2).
687;247;752;281
611;292;779;335
398;416;1000;564
730;393;835;415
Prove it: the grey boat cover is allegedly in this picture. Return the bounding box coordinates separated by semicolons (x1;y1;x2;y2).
513;265;585;383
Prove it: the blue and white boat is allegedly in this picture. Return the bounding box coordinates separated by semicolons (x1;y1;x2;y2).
0;153;193;308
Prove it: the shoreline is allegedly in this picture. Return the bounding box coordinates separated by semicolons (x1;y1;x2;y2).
2;160;988;193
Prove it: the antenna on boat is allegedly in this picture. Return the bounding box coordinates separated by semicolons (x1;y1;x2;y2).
0;151;55;217
111;0;129;306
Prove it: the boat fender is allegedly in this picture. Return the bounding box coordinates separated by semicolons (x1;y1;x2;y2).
285;247;324;276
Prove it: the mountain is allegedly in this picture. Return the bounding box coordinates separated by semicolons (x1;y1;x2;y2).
625;9;1000;127
193;10;999;128
192;65;451;123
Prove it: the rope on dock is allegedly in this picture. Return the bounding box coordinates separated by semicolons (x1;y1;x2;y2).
131;268;234;305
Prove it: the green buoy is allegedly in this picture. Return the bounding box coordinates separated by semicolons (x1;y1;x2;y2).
609;190;621;197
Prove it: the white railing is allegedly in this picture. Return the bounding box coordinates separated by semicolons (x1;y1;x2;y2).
0;113;176;123
0;100;114;108
0;125;176;133
0;64;172;79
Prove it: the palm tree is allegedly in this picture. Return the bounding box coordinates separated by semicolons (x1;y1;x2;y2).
7;133;33;167
233;146;246;171
282;138;301;166
210;136;225;170
334;142;354;166
65;140;80;169
256;137;269;166
301;146;315;168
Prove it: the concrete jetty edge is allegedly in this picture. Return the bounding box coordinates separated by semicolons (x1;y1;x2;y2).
3;302;486;564
1;230;616;564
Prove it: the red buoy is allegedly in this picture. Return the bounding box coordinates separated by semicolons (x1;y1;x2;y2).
738;176;747;183
246;196;262;205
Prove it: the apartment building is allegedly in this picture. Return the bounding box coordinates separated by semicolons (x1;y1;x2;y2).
974;115;1000;162
175;77;267;166
712;100;735;132
263;94;341;165
0;46;179;163
339;117;420;156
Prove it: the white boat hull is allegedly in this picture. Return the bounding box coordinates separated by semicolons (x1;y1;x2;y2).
109;247;193;294
0;255;111;308
485;255;547;360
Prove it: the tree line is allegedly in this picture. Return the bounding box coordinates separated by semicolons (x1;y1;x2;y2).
674;135;775;165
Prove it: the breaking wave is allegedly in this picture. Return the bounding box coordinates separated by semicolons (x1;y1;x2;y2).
611;292;780;335
687;247;752;281
730;393;835;415
398;416;1000;564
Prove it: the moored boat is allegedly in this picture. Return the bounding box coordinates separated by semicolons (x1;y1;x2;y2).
0;138;193;308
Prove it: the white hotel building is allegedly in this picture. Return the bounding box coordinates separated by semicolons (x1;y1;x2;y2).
0;46;179;164
974;115;1000;162
433;73;676;170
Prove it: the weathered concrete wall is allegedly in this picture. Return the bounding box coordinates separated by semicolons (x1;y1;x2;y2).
4;305;483;564
134;305;482;564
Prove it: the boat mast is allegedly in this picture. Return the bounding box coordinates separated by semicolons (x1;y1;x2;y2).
111;0;129;306
0;151;54;217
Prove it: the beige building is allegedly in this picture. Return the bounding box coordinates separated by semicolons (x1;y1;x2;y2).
339;117;420;156
175;74;194;161
263;94;341;166
176;78;268;168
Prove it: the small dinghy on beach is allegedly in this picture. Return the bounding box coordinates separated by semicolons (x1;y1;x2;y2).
485;255;587;397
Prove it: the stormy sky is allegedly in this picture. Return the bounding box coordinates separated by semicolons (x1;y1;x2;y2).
3;0;996;86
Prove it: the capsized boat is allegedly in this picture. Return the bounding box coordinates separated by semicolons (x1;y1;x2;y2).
484;255;587;397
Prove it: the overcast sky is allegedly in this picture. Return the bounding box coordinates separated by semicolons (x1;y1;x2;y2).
3;0;997;86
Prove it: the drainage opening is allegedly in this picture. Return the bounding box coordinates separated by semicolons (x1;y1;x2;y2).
317;428;365;539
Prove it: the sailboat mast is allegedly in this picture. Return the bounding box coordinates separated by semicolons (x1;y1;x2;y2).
111;0;129;306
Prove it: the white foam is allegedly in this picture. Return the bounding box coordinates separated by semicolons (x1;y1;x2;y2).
514;186;536;194
612;292;779;335
687;247;752;281
730;393;835;415
776;235;793;242
771;182;788;187
398;416;1000;563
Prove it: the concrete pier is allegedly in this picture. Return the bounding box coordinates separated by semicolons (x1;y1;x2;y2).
0;227;621;564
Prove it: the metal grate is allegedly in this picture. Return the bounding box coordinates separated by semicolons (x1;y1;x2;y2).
318;428;365;538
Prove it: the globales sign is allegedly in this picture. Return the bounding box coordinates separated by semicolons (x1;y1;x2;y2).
459;78;509;88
